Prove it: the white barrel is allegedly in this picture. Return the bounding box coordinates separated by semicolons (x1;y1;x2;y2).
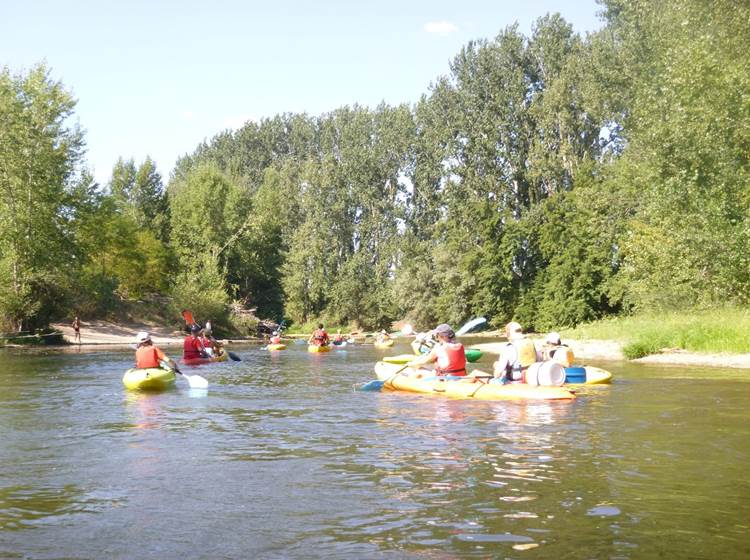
525;361;566;386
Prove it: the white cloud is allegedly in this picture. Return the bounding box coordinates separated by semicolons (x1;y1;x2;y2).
424;21;458;35
181;110;195;121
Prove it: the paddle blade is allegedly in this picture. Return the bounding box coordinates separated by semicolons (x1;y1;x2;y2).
227;351;241;362
456;317;487;336
184;374;208;389
181;310;195;327
359;380;384;391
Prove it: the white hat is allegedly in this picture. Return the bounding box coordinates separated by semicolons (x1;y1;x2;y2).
505;322;523;340
272;331;278;335
136;331;151;344
546;332;561;345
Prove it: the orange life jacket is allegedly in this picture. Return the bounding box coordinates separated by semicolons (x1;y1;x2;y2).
135;346;165;369
434;342;467;376
312;329;329;346
270;335;281;344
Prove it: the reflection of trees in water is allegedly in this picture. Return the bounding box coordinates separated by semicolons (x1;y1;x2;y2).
0;484;84;529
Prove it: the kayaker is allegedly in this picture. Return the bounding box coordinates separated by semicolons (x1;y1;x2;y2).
135;331;177;370
413;331;436;354
269;331;282;345
540;331;575;367
376;329;391;343
199;327;221;358
332;330;345;345
493;322;541;383
409;323;467;377
308;323;330;347
184;324;208;360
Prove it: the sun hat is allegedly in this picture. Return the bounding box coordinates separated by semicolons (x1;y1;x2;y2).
433;323;455;338
136;331;151;344
505;322;523;340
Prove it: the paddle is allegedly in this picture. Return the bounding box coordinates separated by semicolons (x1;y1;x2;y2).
359;362;413;391
455;317;487;336
160;360;208;389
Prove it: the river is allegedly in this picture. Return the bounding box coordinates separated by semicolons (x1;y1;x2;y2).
0;339;748;559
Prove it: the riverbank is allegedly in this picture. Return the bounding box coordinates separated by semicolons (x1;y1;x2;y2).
43;321;750;370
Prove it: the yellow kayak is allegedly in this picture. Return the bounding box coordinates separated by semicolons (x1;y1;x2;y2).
565;366;613;384
267;343;286;351
374;339;395;349
374;362;576;401
122;368;176;391
308;344;331;353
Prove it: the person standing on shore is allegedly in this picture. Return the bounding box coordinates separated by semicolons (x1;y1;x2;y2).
72;316;81;344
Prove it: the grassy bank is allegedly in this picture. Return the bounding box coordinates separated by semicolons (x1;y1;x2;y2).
563;308;750;359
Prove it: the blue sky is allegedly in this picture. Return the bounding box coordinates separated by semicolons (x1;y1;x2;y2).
2;1;604;185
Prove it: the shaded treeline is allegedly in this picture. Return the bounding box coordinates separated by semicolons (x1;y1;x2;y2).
1;0;748;333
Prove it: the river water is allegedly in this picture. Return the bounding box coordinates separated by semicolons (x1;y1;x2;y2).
0;340;748;559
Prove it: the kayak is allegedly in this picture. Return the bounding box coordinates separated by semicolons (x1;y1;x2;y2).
407;343;483;362
308;344;331;353
374;362;575;401
267;343;286;351
122;367;176;391
565;366;613;385
332;340;347;348
182;351;229;366
383;354;418;364
374;339;395;349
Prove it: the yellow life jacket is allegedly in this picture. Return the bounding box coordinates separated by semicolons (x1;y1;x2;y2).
513;338;538;369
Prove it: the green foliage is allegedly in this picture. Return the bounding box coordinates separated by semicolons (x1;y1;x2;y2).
170;252;229;328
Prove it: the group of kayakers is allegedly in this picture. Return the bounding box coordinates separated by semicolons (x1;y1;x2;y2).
133;320;224;370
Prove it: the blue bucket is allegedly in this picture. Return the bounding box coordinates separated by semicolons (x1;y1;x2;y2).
565;366;586;383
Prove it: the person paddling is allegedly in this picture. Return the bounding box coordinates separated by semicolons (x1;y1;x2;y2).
134;331;177;370
269;330;282;345
332;329;345;345
308;323;330;347
184;324;208;361
409;323;467;377
493;322;541;383
376;329;391;344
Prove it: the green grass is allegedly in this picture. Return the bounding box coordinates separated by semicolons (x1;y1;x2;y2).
563;308;750;358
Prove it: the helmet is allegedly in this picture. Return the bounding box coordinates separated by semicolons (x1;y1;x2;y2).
136;331;151;344
190;324;201;334
546;331;561;345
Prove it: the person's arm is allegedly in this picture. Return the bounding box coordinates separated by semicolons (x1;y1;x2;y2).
156;347;177;369
409;348;438;367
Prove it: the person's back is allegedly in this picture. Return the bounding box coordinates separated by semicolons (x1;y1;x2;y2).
433;339;467;377
494;322;540;382
184;326;205;359
269;331;282;345
134;332;172;369
310;324;329;346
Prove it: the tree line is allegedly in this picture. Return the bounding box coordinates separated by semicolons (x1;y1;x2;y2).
1;0;748;334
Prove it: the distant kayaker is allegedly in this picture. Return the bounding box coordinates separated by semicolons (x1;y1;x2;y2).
309;323;330;347
269;330;282;345
540;331;574;367
376;329;391;344
135;331;177;370
493;322;541;383
199;327;221;358
409;323;467;377
332;330;345;345
72;316;81;344
413;331;436;354
184;324;208;360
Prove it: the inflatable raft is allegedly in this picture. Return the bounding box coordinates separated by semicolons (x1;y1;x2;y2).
122;368;176;391
374;362;575;401
565;366;613;384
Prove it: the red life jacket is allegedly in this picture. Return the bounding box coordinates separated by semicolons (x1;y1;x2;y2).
434;342;467;376
312;329;329;346
270;335;281;344
183;336;204;360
